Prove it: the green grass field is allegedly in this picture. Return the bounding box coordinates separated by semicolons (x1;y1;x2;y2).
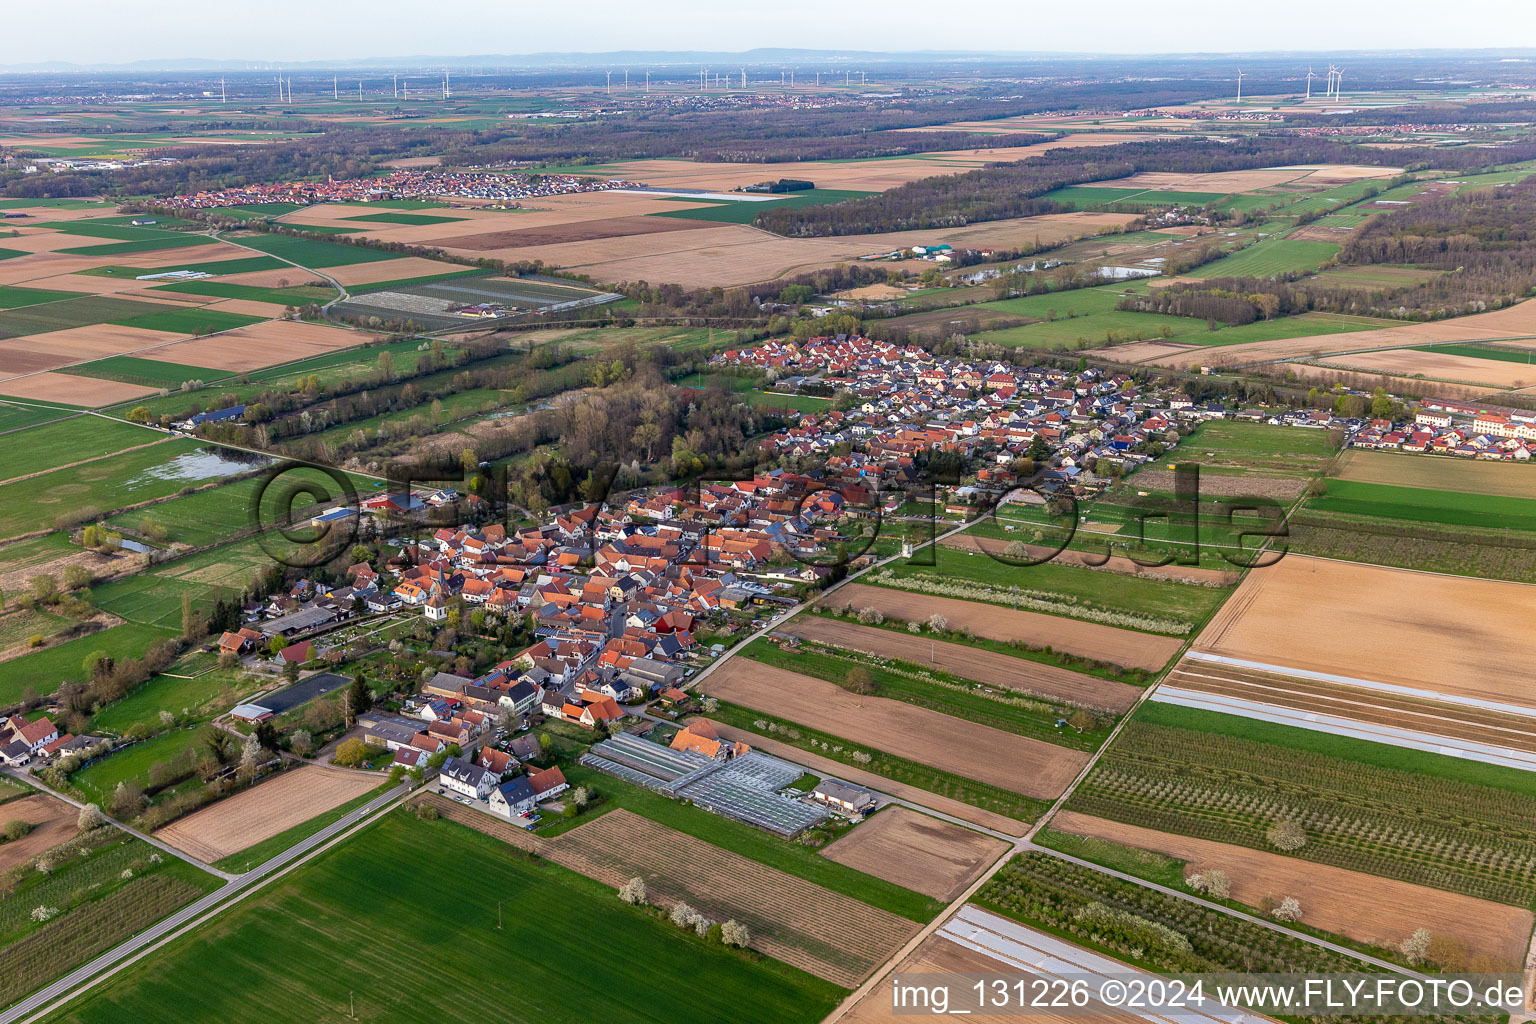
50;811;844;1024
0;437;216;537
230;234;403;268
109;307;266;336
1418;342;1536;365
61;356;233;388
90;670;241;734
0;285;86;309
1190;238;1339;279
1181;418;1339;465
0;415;157;481
1308;477;1536;531
880;545;1230;634
0;402;73;432
0;606;72;650
0;623;174;704
70;726;210;803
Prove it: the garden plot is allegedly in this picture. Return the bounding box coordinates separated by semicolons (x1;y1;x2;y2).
819;807;1008;900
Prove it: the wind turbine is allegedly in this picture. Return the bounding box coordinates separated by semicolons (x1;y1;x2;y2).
740;67;746;89
1305;66;1317;101
606;71;612;95
1235;68;1246;104
220;77;226;103
645;70;650;92
1334;67;1345;98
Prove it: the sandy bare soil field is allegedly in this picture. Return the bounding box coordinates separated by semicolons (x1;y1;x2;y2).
1193;554;1536;707
423;215;1136;290
1316;347;1536;388
821;807;1008;900
0;793;76;873
1335;448;1536;498
828;582;1186;672
429;800;916;987
0;371;158;405
429;214;721;250
1082;339;1205;364
1053;811;1531;967
138;320;378;371
703;720;1029;836
1152;300;1536;369
1274;361;1506;397
940;535;1239;586
0;324;181;380
202;297;291;318
154;766;378;863
703;660;1088;799
0;253;117;286
786;614;1143;712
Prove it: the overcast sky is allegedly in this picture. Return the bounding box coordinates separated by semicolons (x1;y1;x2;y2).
10;0;1536;66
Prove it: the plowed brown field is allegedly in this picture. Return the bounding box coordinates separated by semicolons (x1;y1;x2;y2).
154;766;378;863
137;320;378;371
702;660;1087;799
820;807;1007;900
1192;554;1536;707
786;615;1141;713
1052;811;1531;967
827;582;1183;673
427;799;916;987
0;793;75;873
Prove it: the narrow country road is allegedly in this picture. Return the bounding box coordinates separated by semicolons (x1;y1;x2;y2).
0;779;413;1024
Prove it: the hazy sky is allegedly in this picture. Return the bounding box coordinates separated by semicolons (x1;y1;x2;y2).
11;0;1536;66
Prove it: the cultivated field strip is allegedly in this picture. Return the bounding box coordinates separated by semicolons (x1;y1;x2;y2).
427;799;917;987
1162;663;1536;754
1191;554;1536;707
1051;810;1532;968
1067;722;1536;905
785;615;1142;712
702;660;1089;799
818;807;1009;901
827;582;1182;673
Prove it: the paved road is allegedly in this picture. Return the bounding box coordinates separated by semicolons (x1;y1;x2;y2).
1;780;413;1024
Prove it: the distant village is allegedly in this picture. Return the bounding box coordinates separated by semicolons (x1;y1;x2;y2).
165;168;648;210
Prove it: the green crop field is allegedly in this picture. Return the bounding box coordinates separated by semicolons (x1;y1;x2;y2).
0;402;72;432
230;234;403;267
975;309;1209;350
1190;239;1339;279
0;415;157;481
218;203;307;220
875;546;1230;635
37;221;199;242
0;622;175;704
61;356;233;387
1419;342;1536;365
1179;419;1340;471
0;606;72;650
79;256;287;278
93;538;281;630
110;307;266;336
49;811;844;1024
0;295;174;340
0;247;26;261
1308;478;1536;531
150;279;337;304
342;211;467;225
651;189;873;225
344;268;495;295
0;285;86;309
0;437;216;538
59;235;212;257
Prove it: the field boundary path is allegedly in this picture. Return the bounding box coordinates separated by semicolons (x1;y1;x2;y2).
0;778;413;1024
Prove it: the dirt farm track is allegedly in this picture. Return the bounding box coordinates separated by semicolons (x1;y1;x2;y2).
701;659;1088;800
785;614;1142;713
1052;811;1532;968
826;582;1183;673
154;765;379;863
1192;555;1536;708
